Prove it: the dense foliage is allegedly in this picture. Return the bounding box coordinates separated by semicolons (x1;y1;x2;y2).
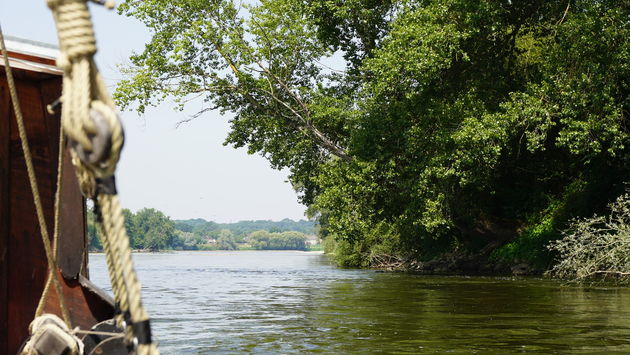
116;0;629;270
248;230;308;250
88;208;314;251
174;218;315;239
88;207;179;251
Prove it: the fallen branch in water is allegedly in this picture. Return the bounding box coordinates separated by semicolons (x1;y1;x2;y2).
584;270;630;278
369;253;406;270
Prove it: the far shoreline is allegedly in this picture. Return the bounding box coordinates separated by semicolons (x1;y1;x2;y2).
89;249;325;254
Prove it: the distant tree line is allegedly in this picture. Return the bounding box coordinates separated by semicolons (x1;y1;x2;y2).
248;231;307;251
88;208;316;252
174;218;315;238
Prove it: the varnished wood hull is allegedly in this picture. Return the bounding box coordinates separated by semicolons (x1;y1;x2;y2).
1;45;114;354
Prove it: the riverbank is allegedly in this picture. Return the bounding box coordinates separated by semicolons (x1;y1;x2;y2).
367;248;539;277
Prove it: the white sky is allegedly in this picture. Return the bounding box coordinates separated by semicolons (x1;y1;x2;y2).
1;2;307;223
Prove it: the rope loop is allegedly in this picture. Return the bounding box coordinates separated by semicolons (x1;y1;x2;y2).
48;0;96;60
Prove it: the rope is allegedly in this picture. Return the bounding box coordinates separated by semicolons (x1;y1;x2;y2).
98;194;140;345
95;200;131;332
24;314;84;355
0;24;72;327
95;206;127;318
35;130;67;318
75;327;129;355
46;0;159;353
48;0;121;187
74;329;124;338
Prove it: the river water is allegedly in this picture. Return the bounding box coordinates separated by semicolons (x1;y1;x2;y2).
89;251;630;354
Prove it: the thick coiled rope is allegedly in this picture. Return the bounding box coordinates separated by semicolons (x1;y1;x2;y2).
46;0;159;353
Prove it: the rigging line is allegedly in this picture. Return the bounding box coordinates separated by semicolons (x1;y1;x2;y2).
74;329;125;338
35;129;67;318
0;24;72;326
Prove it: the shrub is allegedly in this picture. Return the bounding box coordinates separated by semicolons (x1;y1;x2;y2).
547;191;630;280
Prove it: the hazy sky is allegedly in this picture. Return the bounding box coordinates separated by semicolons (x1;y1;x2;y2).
1;2;307;222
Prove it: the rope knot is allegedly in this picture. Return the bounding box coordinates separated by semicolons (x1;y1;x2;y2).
22;314;84;355
55;0;97;60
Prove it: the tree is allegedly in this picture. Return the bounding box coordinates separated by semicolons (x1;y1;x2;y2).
217;229;238;250
247;230;307;250
122;208;140;248
177;231;202;250
133;208;178;251
90;207;184;251
276;231;307;250
248;230;271;250
87;208;102;251
117;0;629;269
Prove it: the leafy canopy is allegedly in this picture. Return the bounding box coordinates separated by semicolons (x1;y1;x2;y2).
117;0;629;267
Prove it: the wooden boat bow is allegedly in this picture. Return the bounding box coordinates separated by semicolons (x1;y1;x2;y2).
0;36;116;354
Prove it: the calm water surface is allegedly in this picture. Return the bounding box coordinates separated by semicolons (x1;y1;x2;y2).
89;251;630;354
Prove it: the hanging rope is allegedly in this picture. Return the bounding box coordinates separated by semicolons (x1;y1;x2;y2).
0;24;72;328
46;0;159;353
35;129;67;319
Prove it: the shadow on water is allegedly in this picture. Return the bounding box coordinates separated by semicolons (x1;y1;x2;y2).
89;251;630;354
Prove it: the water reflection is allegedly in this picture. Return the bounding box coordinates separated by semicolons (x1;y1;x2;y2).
89;251;630;354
